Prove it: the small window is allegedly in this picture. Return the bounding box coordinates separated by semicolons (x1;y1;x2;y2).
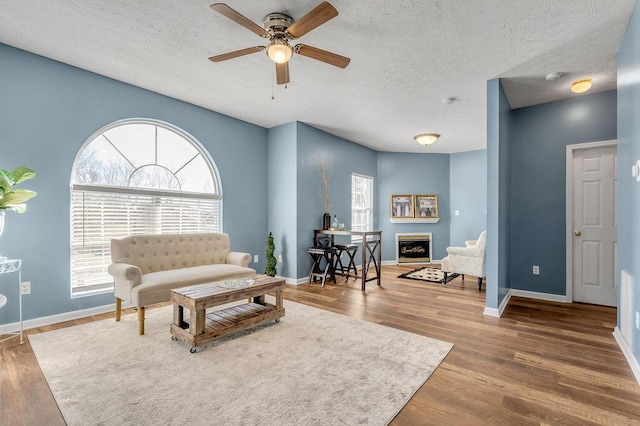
351;174;374;241
70;119;221;296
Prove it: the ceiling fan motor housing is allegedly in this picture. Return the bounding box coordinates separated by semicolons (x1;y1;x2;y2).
263;13;294;36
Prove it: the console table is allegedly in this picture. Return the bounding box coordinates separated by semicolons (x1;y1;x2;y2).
313;230;382;291
0;258;23;344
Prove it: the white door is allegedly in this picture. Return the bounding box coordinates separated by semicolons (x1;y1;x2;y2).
572;146;617;306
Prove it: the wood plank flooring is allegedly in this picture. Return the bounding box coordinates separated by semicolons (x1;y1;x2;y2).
2;264;640;425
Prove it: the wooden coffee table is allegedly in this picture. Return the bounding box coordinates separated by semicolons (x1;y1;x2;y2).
170;275;285;352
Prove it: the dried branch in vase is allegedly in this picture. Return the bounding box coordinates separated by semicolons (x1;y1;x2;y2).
317;158;332;213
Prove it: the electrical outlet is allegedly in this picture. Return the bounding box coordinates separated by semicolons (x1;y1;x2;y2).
532;266;540;275
19;281;31;295
253;255;259;263
278;254;283;263
636;311;639;330
455;210;459;216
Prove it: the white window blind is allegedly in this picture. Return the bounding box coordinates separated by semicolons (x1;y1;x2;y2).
351;174;373;241
70;119;221;296
70;189;220;295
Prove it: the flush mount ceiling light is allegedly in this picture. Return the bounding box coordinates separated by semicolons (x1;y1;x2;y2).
414;133;440;146
571;78;592;93
266;38;293;64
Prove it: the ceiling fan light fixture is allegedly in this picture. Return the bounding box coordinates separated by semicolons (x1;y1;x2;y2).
571;78;592;93
414;133;440;146
267;39;293;64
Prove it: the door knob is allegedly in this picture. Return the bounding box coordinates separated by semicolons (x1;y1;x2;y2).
574;230;582;236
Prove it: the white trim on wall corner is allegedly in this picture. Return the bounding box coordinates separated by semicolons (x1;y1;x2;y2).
484;289;512;317
510;289;570;303
613;327;640;386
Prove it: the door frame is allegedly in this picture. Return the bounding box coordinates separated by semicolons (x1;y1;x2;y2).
565;139;617;302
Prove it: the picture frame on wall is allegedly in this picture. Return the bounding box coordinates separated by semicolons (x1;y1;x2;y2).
415;195;439;218
390;195;415;218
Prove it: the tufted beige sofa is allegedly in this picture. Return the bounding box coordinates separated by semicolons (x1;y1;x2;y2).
108;233;256;335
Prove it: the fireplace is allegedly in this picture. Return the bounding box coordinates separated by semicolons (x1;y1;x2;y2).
396;233;432;264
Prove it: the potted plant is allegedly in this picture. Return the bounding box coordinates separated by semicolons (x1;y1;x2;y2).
0;166;37;237
265;232;277;277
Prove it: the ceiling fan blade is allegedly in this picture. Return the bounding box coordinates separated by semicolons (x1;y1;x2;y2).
276;62;290;85
287;1;338;39
295;44;350;68
208;46;264;62
210;3;269;38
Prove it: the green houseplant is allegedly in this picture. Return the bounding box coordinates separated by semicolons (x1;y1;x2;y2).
265;232;277;277
0;166;37;238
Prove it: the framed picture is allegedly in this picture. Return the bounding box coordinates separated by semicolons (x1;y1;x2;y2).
390;195;415;218
415;195;438;218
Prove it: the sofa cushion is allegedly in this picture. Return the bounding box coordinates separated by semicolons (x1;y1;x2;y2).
132;264;256;306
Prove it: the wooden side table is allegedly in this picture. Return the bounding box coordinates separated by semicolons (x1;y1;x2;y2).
0;258;23;344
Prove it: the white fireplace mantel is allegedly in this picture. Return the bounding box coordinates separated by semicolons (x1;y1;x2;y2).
389;218;440;224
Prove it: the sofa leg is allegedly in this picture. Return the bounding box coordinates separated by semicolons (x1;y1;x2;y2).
138;307;145;335
462;274;465;282
478;277;483;291
443;272;448;284
115;298;122;322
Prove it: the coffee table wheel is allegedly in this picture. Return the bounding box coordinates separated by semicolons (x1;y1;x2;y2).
171;336;178;341
275;318;280;323
190;347;197;354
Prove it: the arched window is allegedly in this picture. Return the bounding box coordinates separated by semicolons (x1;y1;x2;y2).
70;119;222;296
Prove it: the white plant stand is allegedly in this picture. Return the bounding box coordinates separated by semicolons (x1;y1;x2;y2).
0;258;23;344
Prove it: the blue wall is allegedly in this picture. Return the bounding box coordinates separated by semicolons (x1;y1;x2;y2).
450;149;487;246
295;123;378;278
0;44;268;322
617;1;640;365
509;91;617;295
267;122;298;278
377;153;451;261
486;79;512;309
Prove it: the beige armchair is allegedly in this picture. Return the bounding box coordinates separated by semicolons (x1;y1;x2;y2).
441;231;487;291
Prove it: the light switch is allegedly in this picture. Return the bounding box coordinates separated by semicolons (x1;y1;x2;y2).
455;210;459;216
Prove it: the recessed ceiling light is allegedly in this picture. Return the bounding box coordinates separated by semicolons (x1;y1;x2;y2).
571;78;592;93
414;133;440;146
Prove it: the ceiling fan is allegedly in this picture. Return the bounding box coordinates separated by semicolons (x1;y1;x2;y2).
208;1;350;85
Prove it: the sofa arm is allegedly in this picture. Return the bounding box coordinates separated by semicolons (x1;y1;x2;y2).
446;246;479;256
107;263;142;288
226;251;252;267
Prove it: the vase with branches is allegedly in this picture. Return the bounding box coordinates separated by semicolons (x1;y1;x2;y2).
317;158;332;229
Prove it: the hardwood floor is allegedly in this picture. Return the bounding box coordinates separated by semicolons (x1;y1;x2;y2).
2;265;640;425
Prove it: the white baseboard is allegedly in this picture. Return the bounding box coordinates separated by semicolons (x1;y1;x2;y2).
483;289;512;317
0;301;133;335
510;289;570;303
613;327;640;386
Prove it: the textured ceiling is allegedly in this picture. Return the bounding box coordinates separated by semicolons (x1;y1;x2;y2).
0;1;635;153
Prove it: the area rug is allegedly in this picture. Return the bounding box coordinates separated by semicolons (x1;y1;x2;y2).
398;267;460;284
29;299;453;426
